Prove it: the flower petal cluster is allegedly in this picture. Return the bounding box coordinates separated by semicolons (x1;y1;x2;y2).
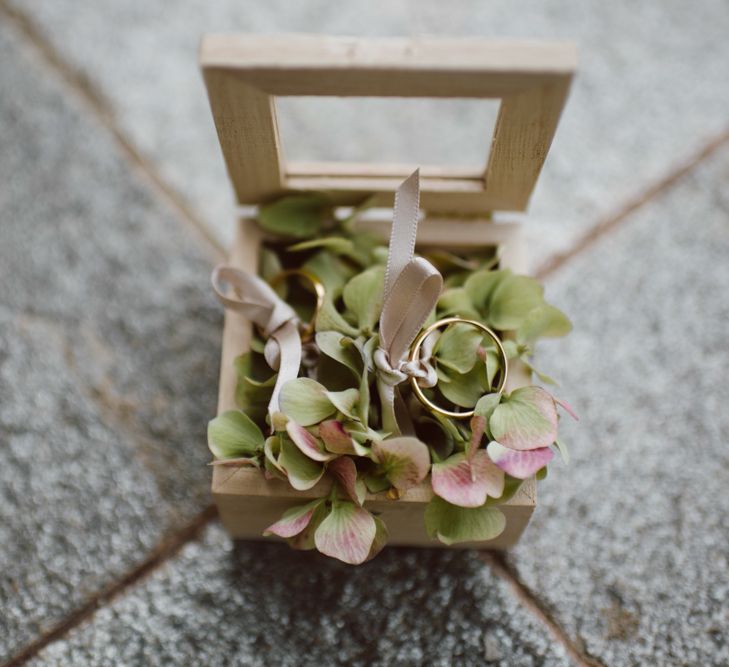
208;194;576;562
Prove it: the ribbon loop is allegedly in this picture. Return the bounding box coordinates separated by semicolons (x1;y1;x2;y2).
376;170;443;434
211;265;302;428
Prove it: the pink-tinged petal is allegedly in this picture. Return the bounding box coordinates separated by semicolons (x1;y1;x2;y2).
319;420;357;455
487;441;554;479
286;421;334;462
288;503;328;550
555;397;579;421
328;457;364;506
314;502;376;565
431;451;505;508
489;386;558;451
466;414;487;459
263;499;323;538
372;437;430;492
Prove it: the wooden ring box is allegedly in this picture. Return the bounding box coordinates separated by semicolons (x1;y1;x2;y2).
200;34;576;548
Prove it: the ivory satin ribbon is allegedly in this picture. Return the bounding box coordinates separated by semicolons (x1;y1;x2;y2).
211;169;442;436
373;170;443;435
211;266;302;429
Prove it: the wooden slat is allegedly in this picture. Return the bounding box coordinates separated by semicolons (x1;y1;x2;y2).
485;79;573;210
199;34;575;212
212;217;536;549
202;68;282;204
287;161;484;180
200;35;576;98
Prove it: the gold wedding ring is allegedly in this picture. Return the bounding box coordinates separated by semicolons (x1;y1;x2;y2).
408;316;508;419
268;269;325;341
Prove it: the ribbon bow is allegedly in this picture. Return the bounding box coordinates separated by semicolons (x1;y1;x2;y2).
211;266;302;430
373;170;443;434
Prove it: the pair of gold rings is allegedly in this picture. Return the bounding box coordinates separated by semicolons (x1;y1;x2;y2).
268;270;508;420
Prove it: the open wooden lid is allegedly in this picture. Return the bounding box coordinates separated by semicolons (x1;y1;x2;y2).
200;34;576;215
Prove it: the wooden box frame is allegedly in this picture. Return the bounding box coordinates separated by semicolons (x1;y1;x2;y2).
201;35;575;548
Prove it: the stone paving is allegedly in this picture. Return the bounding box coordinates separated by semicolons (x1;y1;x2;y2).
8;0;729;266
511;148;729;666
0;19;220;660
1;1;728;665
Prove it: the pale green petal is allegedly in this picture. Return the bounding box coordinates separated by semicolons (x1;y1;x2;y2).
474;393;502;423
489;386;558;450
234;352;276;419
279;378;336;426
554;438;570;464
258;194;329;238
424;496;506;545
484;348;502;389
521;357;560;386
314;501;376;565
315;296;360;337
463;269;510;308
363;473;391;494
208;410;264;459
501;339;520;359
325;388;360;421
303;250;355;293
437;287;478;318
279;436;325;490
438;363;487;408
315;331;362;376
517;303;572;342
373;436;430;492
259;246;283;282
357;359;370;424
435;322;483;373
342;266;385;334
264;435;285;475
288;237;355;254
488;273;544;330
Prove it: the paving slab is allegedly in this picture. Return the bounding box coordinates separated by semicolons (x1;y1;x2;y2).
29;524;572;667
7;1;729;265
0;21;220;659
511;145;729;665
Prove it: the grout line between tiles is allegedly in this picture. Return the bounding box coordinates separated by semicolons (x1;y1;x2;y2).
0;1;227;264
479;551;607;667
2;506;218;667
5;0;728;287
3;2;729;665
536;126;729;280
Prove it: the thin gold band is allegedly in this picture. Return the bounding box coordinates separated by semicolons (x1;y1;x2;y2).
408;316;508;419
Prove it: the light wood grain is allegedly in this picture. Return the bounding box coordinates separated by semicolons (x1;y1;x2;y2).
212;217;535;549
200;34;576;96
202;69;282;204
485;80;573;210
200;34;575;213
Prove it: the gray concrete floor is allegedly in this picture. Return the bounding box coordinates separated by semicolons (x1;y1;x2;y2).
1;2;728;666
